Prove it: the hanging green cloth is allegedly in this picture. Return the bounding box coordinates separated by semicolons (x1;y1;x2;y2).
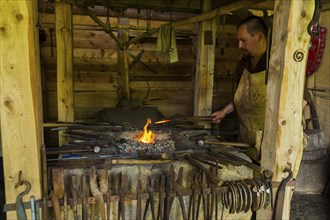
156;24;178;63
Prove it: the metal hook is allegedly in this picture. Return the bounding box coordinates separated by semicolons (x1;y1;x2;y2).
16;170;23;186
15;171;31;197
307;0;322;37
15;171;31;220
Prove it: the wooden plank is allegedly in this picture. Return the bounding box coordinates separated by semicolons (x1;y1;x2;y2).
47;82;117;92
156;103;193;118
130;90;193;99
129;42;193;52
117;18;130;102
42;13;196;32
47;91;118;107
45;69;117;83
46;90;193;120
0;0;43;219
45;62;193;77
129;75;193;82
193;0;216;117
258;0;314;219
172;0;267;27
99;0;202;11
46;92;118;119
56;0;74;123
129;81;192;89
43;47;194;65
43;47;118;65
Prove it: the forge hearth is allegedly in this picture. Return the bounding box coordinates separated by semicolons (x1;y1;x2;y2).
60;123;200;160
117;130;175;153
42;123;274;220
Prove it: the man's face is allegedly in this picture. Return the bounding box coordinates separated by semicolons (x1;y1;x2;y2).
236;24;260;57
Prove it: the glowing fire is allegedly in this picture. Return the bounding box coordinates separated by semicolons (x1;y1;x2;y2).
138;118;155;144
154;119;171;124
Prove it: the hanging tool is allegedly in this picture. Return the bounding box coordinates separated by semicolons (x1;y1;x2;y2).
128;51;157;74
117;172;128;220
143;176;156;220
71;175;79;220
35;199;41;220
129;50;145;68
209;167;217;219
168;167;183;211
272;168;293;220
215;160;219;219
184;155;220;185
30;196;36;220
41;144;49;220
191;172;199;220
51;168;65;220
90;167;106;220
106;174;112;220
306;100;321;129
157;175;166;220
136;179;142;220
81;174;90;220
15;171;31;220
200;172;208;219
307;0;322;37
168;165;187;220
164;174;172;220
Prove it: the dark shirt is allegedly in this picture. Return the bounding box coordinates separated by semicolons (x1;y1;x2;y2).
235;53;267;86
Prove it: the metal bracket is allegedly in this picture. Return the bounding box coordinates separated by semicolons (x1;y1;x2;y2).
307;0;322;37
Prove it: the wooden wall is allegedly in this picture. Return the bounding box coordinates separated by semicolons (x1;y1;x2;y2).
40;13;241;121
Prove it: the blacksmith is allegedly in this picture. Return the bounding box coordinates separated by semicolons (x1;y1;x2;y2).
211;16;269;161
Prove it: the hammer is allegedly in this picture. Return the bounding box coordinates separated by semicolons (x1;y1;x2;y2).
197;140;252;148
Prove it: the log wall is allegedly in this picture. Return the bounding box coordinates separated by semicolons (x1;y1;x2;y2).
40;13;241;121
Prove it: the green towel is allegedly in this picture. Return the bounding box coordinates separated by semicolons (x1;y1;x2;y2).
156;24;178;63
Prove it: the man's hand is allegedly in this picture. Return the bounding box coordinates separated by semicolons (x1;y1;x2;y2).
211;102;235;124
211;110;226;124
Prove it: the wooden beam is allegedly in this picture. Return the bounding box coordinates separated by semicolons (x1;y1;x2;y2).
56;0;74;124
40;2;198;21
125;0;268;47
193;0;216;118
258;0;314;219
67;0;267;49
65;0;122;48
0;0;43;219
56;0;74;147
117;18;131;103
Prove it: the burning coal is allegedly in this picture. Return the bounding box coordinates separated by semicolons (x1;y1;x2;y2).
138;118;155;144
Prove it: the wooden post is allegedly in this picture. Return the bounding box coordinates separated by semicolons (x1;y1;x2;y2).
194;0;216;119
258;0;314;219
117;18;130;105
56;0;74;145
0;0;43;219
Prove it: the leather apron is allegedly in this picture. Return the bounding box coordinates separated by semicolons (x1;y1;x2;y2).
234;68;267;146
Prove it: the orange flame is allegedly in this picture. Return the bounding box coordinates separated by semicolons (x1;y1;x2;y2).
138;118;155;144
154;119;171;124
